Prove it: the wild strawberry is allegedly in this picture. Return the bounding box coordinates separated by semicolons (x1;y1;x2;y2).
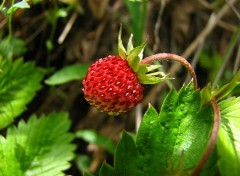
82;27;167;115
83;55;143;115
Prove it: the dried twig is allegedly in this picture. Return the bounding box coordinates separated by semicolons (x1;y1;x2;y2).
58;12;78;44
142;0;238;107
153;0;167;53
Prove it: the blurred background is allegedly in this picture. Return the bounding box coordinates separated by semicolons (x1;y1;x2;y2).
0;0;239;175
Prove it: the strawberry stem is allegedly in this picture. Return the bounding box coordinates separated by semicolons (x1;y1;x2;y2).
140;53;198;90
191;98;221;176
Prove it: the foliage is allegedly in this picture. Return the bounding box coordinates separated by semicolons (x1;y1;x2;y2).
96;82;216;175
0;59;43;129
0;0;239;175
0;37;27;59
75;129;116;154
45;64;89;86
217;97;240;176
0;112;76;176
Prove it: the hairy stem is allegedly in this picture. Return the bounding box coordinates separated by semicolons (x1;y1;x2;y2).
191;99;221;176
140;53;198;90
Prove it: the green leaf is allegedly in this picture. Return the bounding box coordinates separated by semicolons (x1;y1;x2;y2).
0;112;76;176
7;0;30;15
136;82;212;174
200;83;212;106
160;83;212;170
123;0;147;45
99;162;116;176
201;71;240;106
45;64;89;85
217;97;240;176
0;59;43;129
0;37;27;59
75;155;91;174
213;71;240;101
137;74;162;84
98;83;214;175
75;129;116;154
115;132;143;175
136;105;164;175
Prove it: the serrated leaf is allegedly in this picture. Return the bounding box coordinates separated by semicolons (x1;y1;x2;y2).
159;83;212;170
0;59;43;129
45;64;89;85
0;112;76;176
7;0;30;15
136;82;212;174
137;74;162;84
217;97;240;176
75;129;116;154
115;131;143;175
136;105;164;175
99;162;116;176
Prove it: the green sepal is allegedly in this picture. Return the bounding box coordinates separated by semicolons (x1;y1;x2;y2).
147;64;162;72
117;27;167;85
118;26;127;59
127;42;146;72
128;56;140;72
137;74;162;84
147;71;167;76
127;34;134;53
137;64;148;74
127;42;146;63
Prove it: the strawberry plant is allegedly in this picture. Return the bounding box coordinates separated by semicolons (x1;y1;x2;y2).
0;0;239;175
81;29;240;176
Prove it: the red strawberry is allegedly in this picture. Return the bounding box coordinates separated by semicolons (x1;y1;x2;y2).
82;27;165;115
83;55;143;115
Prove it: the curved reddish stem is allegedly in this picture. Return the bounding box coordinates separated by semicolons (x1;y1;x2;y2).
191;99;221;176
141;53;198;90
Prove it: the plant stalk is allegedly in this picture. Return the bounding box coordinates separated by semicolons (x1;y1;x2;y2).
140;53;198;90
191;98;221;176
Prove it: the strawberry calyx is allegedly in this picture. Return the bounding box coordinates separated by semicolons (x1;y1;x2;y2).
118;27;168;85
